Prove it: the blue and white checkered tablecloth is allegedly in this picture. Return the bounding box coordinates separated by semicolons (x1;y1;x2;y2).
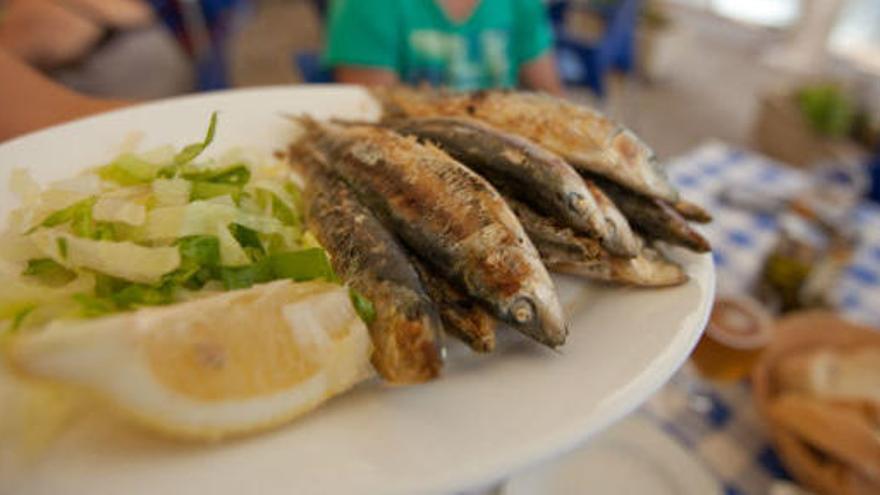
665;140;880;326
640;141;880;495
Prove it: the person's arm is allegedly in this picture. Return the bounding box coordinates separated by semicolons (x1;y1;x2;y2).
514;0;562;94
0;0;101;67
334;67;399;86
519;52;563;95
323;0;401;85
0;0;154;68
0;49;129;141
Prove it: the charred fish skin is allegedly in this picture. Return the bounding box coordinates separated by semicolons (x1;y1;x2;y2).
371;87;679;202
670;198;713;224
304;120;567;348
302;156;444;384
539;241;688;288
409;255;496;353
504;195;604;261
506;195;688;287
582;179;640;258
589;176;712;253
386;116;608;242
384;118;633;259
616;245;689;287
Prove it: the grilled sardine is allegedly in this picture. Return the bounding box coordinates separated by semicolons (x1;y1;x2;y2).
385;116;610;246
300;149;444;383
372;87;678;202
582;179;640;257
589;177;711;253
506;196;688;287
301;119;567;347
670;198;712;224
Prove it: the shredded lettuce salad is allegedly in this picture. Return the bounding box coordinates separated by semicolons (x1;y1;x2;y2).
0;114;374;335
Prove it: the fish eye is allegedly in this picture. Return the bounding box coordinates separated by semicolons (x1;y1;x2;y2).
605;221;617;237
510;297;535;324
567;193;589;214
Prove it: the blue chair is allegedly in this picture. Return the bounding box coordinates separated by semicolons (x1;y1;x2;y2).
295;0;333;83
295;52;333;83
869;147;880;203
147;0;250;90
550;0;643;98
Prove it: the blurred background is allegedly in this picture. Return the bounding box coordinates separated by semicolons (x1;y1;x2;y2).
3;1;879;494
3;0;878;162
3;0;879;166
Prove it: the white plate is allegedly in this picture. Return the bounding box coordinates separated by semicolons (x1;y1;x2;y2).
503;415;722;495
0;86;714;495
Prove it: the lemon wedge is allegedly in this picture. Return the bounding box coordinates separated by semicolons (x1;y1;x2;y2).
6;280;373;440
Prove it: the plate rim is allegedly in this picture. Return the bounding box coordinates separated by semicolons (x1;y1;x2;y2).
504;414;722;495
0;84;342;150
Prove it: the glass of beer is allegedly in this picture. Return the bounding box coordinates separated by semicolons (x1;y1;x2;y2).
690;295;774;382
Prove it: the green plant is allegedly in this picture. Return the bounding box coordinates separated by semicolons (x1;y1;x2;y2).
796;84;857;138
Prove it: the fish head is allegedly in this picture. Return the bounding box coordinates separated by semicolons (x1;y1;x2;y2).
566;191;593;217
457;226;568;349
481;245;567;348
460;205;569;348
503;280;568;348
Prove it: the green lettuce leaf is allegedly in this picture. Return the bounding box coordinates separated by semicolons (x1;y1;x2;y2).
169;235;221;289
98;154;163;185
248;180;302;228
349;289;376;325
113;283;174;308
151;177;192;207
178;235;221;266
229;223;265;261
190;181;243;202
182;163;250;185
220;261;274;290
269;248;335;282
70;205;116;240
28;197;95;233
29;231;181;285
219;248;335;291
136;201;289;243
0;272;94;320
27;196;118;240
22;258;76;286
56;237;68;259
73;293;117;318
91;273;174;311
92;197;147;226
271;193;296;225
8;305;36;332
174;112;218;165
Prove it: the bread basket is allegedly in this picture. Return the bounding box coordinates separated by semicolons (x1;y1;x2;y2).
752;311;880;495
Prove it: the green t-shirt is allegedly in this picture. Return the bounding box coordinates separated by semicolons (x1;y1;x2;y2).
324;0;553;90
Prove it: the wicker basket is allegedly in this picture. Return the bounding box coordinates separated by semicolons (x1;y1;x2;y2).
752;311;880;495
751;93;863;168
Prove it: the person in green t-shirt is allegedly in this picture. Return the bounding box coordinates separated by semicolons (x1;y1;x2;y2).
324;0;563;93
